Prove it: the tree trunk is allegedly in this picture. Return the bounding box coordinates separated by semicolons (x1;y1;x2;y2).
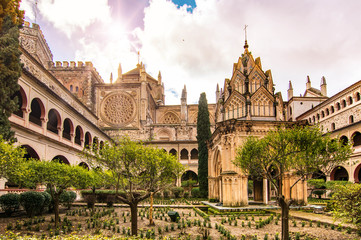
279;196;290;240
54;196;60;229
130;202;138;235
149;192;154;225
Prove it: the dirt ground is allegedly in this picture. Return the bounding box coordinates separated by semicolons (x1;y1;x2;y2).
0;205;358;240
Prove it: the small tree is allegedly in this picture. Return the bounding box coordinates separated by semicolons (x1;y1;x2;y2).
197;92;211;198
83;136;184;235
235;126;352;240
16;160;92;228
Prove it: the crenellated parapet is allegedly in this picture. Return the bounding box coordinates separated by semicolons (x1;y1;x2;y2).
20;21;53;68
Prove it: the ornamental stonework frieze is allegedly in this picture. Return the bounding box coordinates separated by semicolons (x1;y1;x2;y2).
100;91;136;127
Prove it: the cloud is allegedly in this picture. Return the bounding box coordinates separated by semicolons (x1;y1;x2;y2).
22;0;112;38
135;0;361;104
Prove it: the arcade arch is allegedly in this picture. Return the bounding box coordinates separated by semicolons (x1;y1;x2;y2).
29;98;45;126
330;166;349;181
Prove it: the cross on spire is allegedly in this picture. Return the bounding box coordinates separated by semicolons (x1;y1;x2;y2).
244;24;248;41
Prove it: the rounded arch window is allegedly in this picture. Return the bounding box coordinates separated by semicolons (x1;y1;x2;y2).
62;118;73;140
330;106;335;113
348;96;353;105
74;126;83;146
336;102;341;110
21;145;40;160
331;123;335;131
325;108;329;116
352;132;361;147
180;149;188;160
84;132;92;149
340;135;349;146
342;100;347;108
29;98;45;126
321;111;325;118
190;149;198;159
47;109;61;134
169;149;177;156
330;166;349;181
350;115;354;124
11;87;27;118
356;92;361;102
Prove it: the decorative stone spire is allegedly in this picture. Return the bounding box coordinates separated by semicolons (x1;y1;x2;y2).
117;63;122;81
158;71;162;85
287;80;293;100
306;76;311;90
216;83;220;100
110;72;113;84
181;85;187;99
320;76;327;96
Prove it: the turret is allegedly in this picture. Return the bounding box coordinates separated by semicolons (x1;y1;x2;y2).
287;81;293;100
306;76;311;90
320;76;327;96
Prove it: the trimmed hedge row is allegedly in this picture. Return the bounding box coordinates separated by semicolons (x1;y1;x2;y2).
0;190;76;216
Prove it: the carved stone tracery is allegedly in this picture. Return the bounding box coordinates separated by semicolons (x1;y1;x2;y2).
101;92;136;126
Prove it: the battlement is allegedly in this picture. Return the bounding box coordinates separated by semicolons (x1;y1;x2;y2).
49;61;104;83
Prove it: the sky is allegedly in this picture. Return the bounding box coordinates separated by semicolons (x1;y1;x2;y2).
20;0;361;105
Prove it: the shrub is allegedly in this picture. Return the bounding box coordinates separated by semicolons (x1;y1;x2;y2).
0;193;20;216
163;189;170;198
183;191;190;198
38;191;51;215
106;195;115;207
191;187;201;198
20;191;45;217
60;191;77;209
171;187;184;198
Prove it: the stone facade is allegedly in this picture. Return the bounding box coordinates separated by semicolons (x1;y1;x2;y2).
5;22;361;206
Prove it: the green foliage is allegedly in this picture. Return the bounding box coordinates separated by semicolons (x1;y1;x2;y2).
0;135;25;179
0;1;24;140
60;191;76;209
234;125;353;240
0;192;20;216
197;92;211;198
171;187;184;198
39;191;51;215
332;183;361;232
82;136;184;235
191;187;201;198
15;160;92;227
20;191;45;218
181;179;197;187
308;179;326;198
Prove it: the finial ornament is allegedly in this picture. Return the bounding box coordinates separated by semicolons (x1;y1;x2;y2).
243;24;249;50
137;51;140;65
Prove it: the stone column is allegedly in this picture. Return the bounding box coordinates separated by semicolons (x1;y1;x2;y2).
263;178;268;205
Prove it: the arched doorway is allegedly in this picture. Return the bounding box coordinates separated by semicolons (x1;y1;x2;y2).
354;163;361;183
330;166;349;181
181;170;198;183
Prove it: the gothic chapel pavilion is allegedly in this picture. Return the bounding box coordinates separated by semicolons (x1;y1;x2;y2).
208;41;308;206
